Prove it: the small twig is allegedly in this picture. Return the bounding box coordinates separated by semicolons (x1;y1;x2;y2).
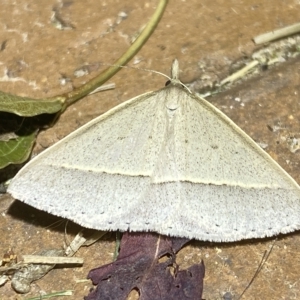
88;83;116;95
220;60;259;86
254;22;300;44
113;231;122;261
0;262;27;274
22;255;83;265
25;290;73;300
65;230;106;257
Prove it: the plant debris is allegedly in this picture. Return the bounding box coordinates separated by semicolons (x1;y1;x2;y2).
11;249;65;293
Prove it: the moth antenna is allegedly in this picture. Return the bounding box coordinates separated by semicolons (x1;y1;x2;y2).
99;60;193;93
98;62;171;81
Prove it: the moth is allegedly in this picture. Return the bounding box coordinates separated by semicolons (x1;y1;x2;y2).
8;60;300;242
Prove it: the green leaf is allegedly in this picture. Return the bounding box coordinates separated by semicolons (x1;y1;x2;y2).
0;91;64;117
0;130;36;168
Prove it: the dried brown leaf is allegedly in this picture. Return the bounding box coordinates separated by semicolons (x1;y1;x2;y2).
85;232;205;300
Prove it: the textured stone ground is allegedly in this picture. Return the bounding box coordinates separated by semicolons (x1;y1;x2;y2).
0;0;300;299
